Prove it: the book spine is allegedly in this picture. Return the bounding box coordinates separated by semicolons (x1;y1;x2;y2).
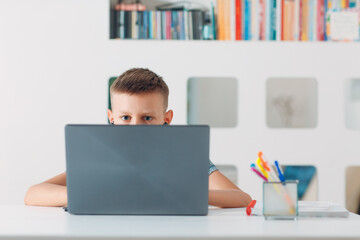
117;10;125;39
271;0;277;40
192;10;204;40
324;0;328;40
211;2;217;39
281;0;285;40
289;0;295;40
145;11;149;39
230;0;236;40
166;11;171;40
156;11;162;40
138;11;143;39
124;11;132;39
176;11;180;39
241;0;245;39
150;11;154;39
184;9;189;40
224;0;232;40
144;11;148;39
148;11;151;39
153;11;157;40
259;0;266;40
188;10;193;40
235;0;242;40
148;11;153;39
285;0;295;41
153;11;157;39
161;11;166;40
120;11;125;39
298;0;303;41
191;11;197;39
301;0;309;41
113;4;126;39
199;11;204;39
251;0;259;40
244;0;251;40
318;0;325;40
179;11;185;40
171;11;177;39
203;12;212;40
276;0;282;40
110;9;117;39
308;0;314;41
293;0;300;40
131;11;137;39
325;0;331;41
314;0;318;40
265;0;272;40
217;0;224;40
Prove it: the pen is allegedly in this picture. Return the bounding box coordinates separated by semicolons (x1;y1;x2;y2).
256;158;269;179
275;160;286;182
251;164;268;182
258;151;271;171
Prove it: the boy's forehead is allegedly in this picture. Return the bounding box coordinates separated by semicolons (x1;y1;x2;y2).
111;92;165;112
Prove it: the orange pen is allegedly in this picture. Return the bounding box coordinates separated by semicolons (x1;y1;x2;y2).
258;151;271;171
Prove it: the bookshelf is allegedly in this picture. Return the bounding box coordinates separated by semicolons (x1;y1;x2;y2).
109;0;360;41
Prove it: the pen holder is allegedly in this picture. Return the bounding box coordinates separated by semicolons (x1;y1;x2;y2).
263;180;299;220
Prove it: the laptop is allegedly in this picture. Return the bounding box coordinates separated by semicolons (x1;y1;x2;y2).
65;124;209;215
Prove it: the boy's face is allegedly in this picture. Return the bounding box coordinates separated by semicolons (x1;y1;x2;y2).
107;92;173;125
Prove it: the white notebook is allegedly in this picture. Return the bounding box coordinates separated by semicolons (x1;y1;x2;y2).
298;201;349;218
252;201;349;218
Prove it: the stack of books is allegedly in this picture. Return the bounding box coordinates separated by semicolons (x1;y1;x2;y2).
225;0;360;41
110;3;210;40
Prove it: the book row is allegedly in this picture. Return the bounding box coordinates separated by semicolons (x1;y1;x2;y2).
110;3;211;40
109;0;360;41
229;0;360;41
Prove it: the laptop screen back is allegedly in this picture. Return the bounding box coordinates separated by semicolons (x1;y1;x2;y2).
65;125;209;215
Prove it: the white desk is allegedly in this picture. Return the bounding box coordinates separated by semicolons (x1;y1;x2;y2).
1;205;360;240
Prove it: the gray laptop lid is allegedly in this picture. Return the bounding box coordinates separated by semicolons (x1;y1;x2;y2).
65;125;209;215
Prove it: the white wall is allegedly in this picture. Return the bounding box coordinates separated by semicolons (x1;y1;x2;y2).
0;0;359;205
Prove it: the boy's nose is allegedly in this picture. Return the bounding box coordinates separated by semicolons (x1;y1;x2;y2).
131;118;143;125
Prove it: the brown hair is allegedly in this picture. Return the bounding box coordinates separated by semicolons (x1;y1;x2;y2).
110;68;169;110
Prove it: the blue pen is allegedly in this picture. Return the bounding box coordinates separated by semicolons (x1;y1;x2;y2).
274;160;286;182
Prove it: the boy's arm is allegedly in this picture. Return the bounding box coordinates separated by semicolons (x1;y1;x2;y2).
208;170;252;208
24;172;68;207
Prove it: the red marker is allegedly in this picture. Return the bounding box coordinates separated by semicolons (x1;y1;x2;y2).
246;200;257;216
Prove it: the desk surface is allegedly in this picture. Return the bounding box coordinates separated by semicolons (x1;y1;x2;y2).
1;205;360;240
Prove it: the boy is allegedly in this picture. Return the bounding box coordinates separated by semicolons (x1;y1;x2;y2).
24;68;252;208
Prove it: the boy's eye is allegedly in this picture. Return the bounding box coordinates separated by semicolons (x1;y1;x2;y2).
144;116;153;121
121;116;131;121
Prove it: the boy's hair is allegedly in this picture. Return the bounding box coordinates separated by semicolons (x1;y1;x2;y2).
110;68;169;110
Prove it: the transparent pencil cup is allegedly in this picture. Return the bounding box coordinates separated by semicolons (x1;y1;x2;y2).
263;180;299;220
